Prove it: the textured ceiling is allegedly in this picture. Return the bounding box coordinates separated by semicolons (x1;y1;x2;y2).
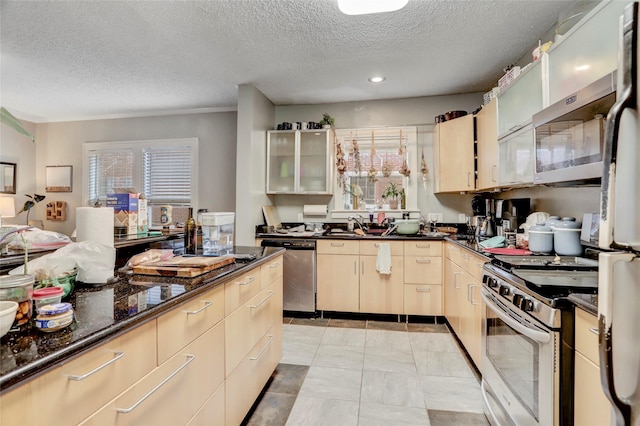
0;0;571;122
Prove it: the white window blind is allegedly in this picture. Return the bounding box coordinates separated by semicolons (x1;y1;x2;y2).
83;138;198;208
87;149;134;205
143;146;192;204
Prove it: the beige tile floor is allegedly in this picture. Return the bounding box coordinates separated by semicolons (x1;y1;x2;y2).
243;317;490;426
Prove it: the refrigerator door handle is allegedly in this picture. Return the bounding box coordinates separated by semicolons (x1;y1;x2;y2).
601;2;638;250
598;252;636;426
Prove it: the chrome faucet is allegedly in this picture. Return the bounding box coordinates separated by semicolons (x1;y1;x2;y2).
348;214;367;232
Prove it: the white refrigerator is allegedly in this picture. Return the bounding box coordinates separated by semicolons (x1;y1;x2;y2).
598;2;640;425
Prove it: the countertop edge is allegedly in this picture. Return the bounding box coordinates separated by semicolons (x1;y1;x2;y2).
0;248;285;394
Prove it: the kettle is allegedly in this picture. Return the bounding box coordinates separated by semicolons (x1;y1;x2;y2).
480;215;495;238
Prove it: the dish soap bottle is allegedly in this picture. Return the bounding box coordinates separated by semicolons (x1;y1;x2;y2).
184;207;196;254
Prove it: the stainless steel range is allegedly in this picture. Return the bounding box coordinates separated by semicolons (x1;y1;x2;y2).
480;255;598;426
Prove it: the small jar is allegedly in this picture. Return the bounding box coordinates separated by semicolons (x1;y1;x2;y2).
35;302;74;333
0;274;34;330
33;287;64;313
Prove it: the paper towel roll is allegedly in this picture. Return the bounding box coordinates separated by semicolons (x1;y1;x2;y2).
303;205;328;216
76;207;115;247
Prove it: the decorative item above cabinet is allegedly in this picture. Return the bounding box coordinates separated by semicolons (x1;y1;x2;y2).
266;129;334;195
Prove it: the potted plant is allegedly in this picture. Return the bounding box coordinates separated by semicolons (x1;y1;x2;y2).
319;113;335;129
382;182;402;209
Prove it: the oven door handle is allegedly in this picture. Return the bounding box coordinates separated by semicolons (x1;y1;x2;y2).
481;290;550;344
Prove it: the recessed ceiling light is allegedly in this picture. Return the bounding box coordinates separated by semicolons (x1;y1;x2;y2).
338;0;409;16
368;76;386;83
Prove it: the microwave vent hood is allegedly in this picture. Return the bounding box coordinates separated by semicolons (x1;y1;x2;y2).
533;71;616;185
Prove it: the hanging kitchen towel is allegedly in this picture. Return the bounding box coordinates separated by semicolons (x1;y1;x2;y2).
376;243;392;275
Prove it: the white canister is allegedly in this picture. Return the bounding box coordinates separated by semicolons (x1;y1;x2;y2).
528;223;554;253
552;218;582;255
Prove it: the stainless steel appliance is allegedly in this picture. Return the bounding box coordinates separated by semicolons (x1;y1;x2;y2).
481;255;599;426
598;3;640;424
260;239;316;313
533;71;616;185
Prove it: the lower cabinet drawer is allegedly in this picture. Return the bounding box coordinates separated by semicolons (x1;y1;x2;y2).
404;256;442;284
225;282;283;376
33;320;157;425
574;351;611;426
81;321;225;426
575;308;600;365
157;284;225;364
225;269;262;316
261;255;283;290
187;382;225;426
403;284;442;315
225;322;283;426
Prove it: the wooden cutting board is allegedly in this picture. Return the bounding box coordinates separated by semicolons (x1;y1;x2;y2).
133;255;236;277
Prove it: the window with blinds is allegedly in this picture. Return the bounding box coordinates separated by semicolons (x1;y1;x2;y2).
143;146;192;204
83;138;197;208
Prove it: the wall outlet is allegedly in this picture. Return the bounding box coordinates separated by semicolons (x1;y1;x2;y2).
458;214;467;223
428;213;443;222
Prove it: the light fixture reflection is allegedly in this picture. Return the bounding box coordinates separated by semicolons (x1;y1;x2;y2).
575;64;590;71
338;0;409;16
368;76;386;83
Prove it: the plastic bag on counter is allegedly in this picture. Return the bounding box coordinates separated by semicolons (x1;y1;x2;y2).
123;249;175;269
7;228;71;250
9;241;115;284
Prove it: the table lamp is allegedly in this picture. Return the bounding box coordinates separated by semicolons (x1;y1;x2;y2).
0;196;16;227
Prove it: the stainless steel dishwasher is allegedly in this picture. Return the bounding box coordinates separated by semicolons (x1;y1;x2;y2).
260;239;316;313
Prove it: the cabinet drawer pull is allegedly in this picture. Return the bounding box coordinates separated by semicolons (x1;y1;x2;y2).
184;301;213;315
415;243;431;248
416;258;431;264
268;262;280;269
248;291;274;309
116;354;195;413
467;172;472;187
250;335;275;361
238;276;256;286
416;287;431;293
589;327;599;335
67;351;126;381
462;254;470;260
453;272;463;289
491;165;497;182
331;242;345;247
468;284;480;305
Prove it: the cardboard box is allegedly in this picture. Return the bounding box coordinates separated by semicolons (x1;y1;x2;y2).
106;193;138;235
137;198;148;234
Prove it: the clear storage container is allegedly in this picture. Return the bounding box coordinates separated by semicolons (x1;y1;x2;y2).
201;212;235;255
0;274;34;331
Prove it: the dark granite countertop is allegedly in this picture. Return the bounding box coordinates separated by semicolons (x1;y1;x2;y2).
568;293;598;316
0;246;284;393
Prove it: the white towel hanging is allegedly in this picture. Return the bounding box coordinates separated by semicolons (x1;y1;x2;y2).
376;243;392;275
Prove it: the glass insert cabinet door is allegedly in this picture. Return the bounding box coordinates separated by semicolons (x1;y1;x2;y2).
266;129;332;194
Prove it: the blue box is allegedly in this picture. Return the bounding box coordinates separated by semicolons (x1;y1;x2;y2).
106;193;139;234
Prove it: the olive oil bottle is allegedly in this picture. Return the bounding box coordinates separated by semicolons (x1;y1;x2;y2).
184;207;196;254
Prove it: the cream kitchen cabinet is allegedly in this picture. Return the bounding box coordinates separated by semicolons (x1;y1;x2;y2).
444;242;487;368
317;240;361;312
81;322;225;426
359;241;404;314
1;320;157;426
476;98;499;191
433;115;475;193
317;240;404;314
266;129;333;194
574;307;611;426
403;241;443;315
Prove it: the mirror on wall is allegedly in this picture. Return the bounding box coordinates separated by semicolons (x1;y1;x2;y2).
0;162;16;194
45;165;73;192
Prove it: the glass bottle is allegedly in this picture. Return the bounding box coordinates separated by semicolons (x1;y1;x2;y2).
184;207;196;254
400;189;406;210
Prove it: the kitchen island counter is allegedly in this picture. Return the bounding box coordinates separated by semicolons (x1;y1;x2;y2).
0;245;284;393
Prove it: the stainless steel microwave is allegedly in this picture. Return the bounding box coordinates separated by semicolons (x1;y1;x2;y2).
533;71;616;184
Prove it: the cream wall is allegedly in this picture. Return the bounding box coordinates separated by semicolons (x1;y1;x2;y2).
7;112;237;236
0;121;38;226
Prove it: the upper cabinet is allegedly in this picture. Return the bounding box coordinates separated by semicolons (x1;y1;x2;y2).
433;115;475;193
547;0;627;105
497;59;547;140
475;99;499;191
266;129;333;194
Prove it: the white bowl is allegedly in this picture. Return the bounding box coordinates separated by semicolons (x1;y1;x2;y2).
0;300;19;338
